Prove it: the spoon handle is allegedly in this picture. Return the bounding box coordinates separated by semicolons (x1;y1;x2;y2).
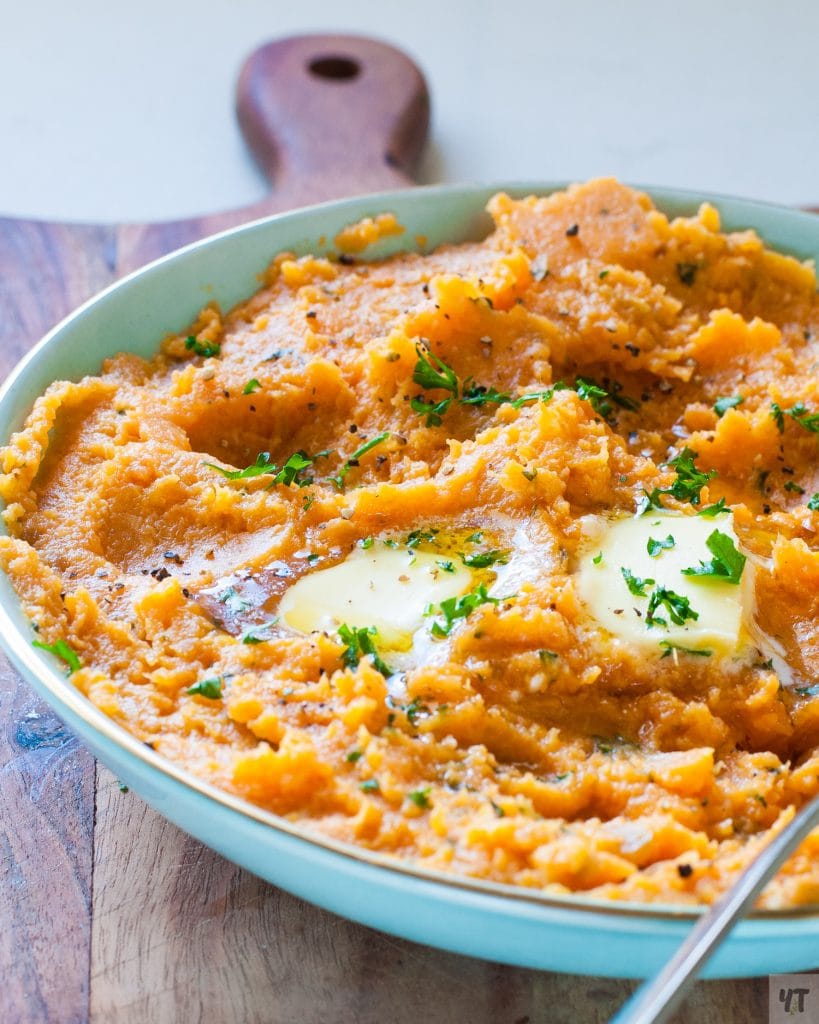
611;793;819;1024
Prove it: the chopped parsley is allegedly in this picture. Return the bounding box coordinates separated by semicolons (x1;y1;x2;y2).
592;551;603;565
204;449;323;487
795;684;819;697
676;262;698;286
808;494;819;511
714;395;743;418
436;560;455;573
620;567;655;597
681;529;746;585
427;583;505;638
784;480;805;494
32;638;82;675
510;384;569;409
184;336;221;358
659;641;712;658
460;382;511;407
697;498;730;517
359;779;380;793
242;378;261;395
788;402;819;434
241;618;279;644
329;432;390;489
460;549;509;569
647;534;675;557
770;402;785;433
346;748;363;763
406;528;438;549
641;448;716;513
337;624;392;677
359;536;375;549
575;377;639;418
646;586;699;627
187;677;223;699
218;586;251;614
407;787;432;809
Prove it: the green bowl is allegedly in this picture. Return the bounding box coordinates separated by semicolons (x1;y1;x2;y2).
1;183;818;979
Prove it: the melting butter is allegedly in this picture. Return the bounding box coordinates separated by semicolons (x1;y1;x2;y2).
576;512;752;655
278;544;473;649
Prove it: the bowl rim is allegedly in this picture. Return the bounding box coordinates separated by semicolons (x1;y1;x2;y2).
2;178;818;926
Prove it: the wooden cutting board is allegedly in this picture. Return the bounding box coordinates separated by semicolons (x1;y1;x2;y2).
0;35;769;1024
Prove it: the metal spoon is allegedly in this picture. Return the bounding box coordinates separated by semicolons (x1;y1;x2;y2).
611;793;819;1024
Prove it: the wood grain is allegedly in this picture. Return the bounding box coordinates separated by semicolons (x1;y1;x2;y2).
0;32;776;1024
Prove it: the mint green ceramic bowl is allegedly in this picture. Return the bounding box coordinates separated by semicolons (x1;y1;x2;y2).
2;183;818;979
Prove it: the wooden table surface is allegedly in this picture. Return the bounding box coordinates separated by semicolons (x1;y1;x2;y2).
0;34;774;1024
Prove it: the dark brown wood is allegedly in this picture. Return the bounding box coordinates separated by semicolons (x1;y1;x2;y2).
0;33;774;1024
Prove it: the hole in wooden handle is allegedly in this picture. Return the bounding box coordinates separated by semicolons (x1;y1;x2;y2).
307;56;361;81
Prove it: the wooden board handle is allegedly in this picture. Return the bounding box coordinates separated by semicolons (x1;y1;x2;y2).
236;34;430;211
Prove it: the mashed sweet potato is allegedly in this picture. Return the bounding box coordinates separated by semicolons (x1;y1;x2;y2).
2;178;819;907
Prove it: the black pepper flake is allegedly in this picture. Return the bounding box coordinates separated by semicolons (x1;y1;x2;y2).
349;424;358;433
677;863;693;879
338;254;355;265
306;310;317;319
422;283;429;295
150;566;171;581
163;551;183;564
676;262;698;286
565;223;579;237
182;588;191;598
762;504;772;515
625;344;641;357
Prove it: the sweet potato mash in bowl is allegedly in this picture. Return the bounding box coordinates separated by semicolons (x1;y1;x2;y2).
1;180;818;977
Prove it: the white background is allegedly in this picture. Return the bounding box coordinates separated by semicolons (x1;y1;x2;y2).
2;0;818;223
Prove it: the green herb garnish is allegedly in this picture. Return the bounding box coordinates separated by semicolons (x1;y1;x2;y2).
187;677;223;699
407;787;432;809
359;779;380;793
243;378;261;395
789;402;819;433
337;624;392;677
460;549;509;569
697;498;730;517
784;480;805;494
647;535;675;557
329;432;390;489
770;402;785;433
681;529;746;585
592;552;603;565
241;619;279;644
427;583;506;638
460;382;511;407
620;567;655;597
808;494;819;511
646;586;699;627
185;336;221;358
659;641;712;658
32;638;81;674
714;395;743;418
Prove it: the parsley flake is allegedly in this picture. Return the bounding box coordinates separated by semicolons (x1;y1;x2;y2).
407;787;432;809
460;549;509;569
32;638;82;675
646;586;699;627
647;534;675;557
620;567;655;597
187;677;223;699
329;432;390;489
681;529;746;585
427;583;507;638
337;624;392;677
714;395;743;418
242;378;261;395
184;336;221;358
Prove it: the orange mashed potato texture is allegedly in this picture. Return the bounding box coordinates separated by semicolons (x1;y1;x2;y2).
2;179;819;908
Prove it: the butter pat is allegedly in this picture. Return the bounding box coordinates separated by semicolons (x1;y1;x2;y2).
279;544;472;649
576;512;750;655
